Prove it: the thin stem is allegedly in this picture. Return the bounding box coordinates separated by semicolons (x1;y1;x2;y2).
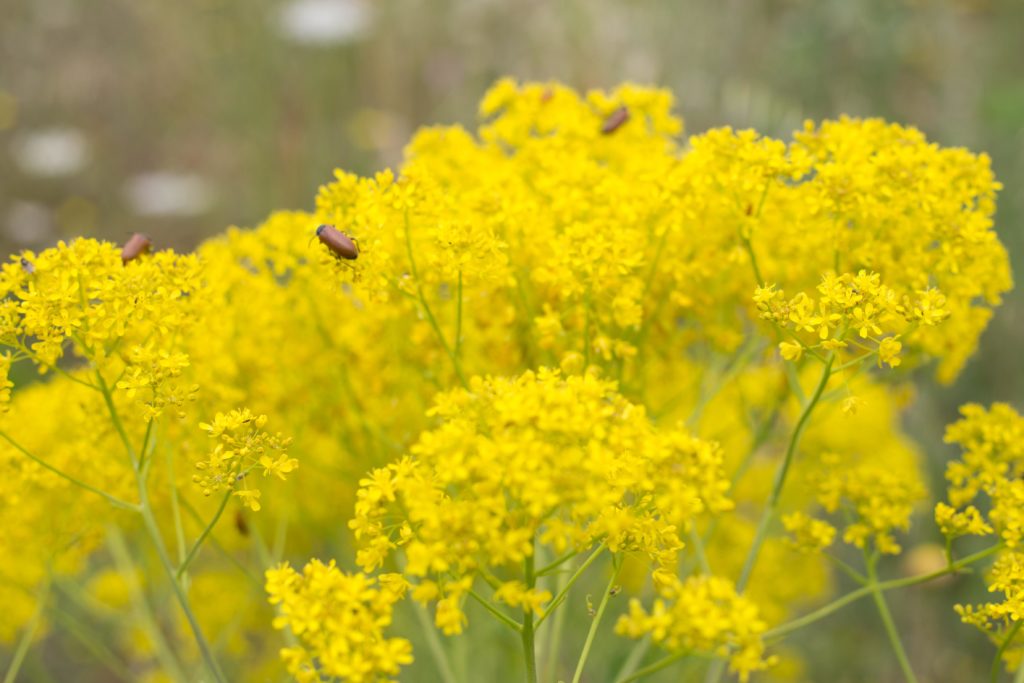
537;550;577;577
616;650;691;683
992;620;1022;683
736;355;834;592
95;370;138;468
179;495;262;588
455;269;463;360
176;489;232;580
543;563;572;682
12;341;98;390
137;484;228;683
3;579;50;683
613;637;651;683
824;551;868;585
571;558;621;683
689;527;711;575
48;607;134;682
522;552;538;683
468;588;522;632
167;448;188;564
409;600;459;683
402;211;468;387
0;428;138;511
537;543;607;626
137;419;155;479
106;526;189;682
867;556;919;683
766;543;1002;640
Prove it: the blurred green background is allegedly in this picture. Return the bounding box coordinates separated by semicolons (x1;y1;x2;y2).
2;0;1023;680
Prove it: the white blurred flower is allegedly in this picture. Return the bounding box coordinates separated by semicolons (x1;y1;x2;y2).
10;127;89;177
276;0;372;46
5;201;54;245
123;172;213;217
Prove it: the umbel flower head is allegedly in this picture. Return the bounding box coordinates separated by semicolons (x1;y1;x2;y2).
349;368;732;633
194;408;295;510
266;560;412;683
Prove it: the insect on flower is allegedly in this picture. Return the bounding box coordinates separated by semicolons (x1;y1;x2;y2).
315;224;359;260
121;233;152;264
19;257;34;274
235;509;249;537
601;106;630;134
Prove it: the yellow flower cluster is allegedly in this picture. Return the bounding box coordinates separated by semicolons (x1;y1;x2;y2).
194;409;295;510
0;79;1014;683
350;369;731;631
956;552;1024;641
782;511;836;554
266;560;412;683
754;270;948;367
615;574;775;681
811;452;925;555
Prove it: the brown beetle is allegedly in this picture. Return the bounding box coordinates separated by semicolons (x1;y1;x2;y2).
234;509;249;537
316;224;359;260
121;233;152;264
601;106;630;135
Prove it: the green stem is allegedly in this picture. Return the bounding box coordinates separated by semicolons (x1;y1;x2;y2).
467;588;522;632
689;526;711;574
410;600;459;683
0;428;138;511
766;544;1002;640
992;620;1022;682
106;525;189;682
867;556;919;683
616;650;691;683
455;269;463;360
536;550;577;577
522;553;538;683
537;543;607;627
571;558;621;683
179;496;262;588
543;565;572;682
176;489;232;580
736;355;834;592
1015;644;1024;683
3;579;50;683
167;448;188;564
95;370;138;468
402;211;468;387
613;637;651;683
824;551;868;585
138;483;228;683
49;607;134;682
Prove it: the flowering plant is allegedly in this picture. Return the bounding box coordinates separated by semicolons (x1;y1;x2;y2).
0;80;1016;682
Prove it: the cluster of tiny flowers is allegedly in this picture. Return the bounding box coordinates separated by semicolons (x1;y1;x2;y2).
808;452;925;555
754;270;949;368
349;368;731;633
615;575;775;681
0;79;1014;681
956;552;1024;645
194;409;295;510
266;560;412;683
782;512;837;554
937;404;1024;671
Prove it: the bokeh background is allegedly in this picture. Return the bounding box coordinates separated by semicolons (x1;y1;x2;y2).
2;0;1023;680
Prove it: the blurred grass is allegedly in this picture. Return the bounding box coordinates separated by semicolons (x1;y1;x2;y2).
2;0;1024;680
